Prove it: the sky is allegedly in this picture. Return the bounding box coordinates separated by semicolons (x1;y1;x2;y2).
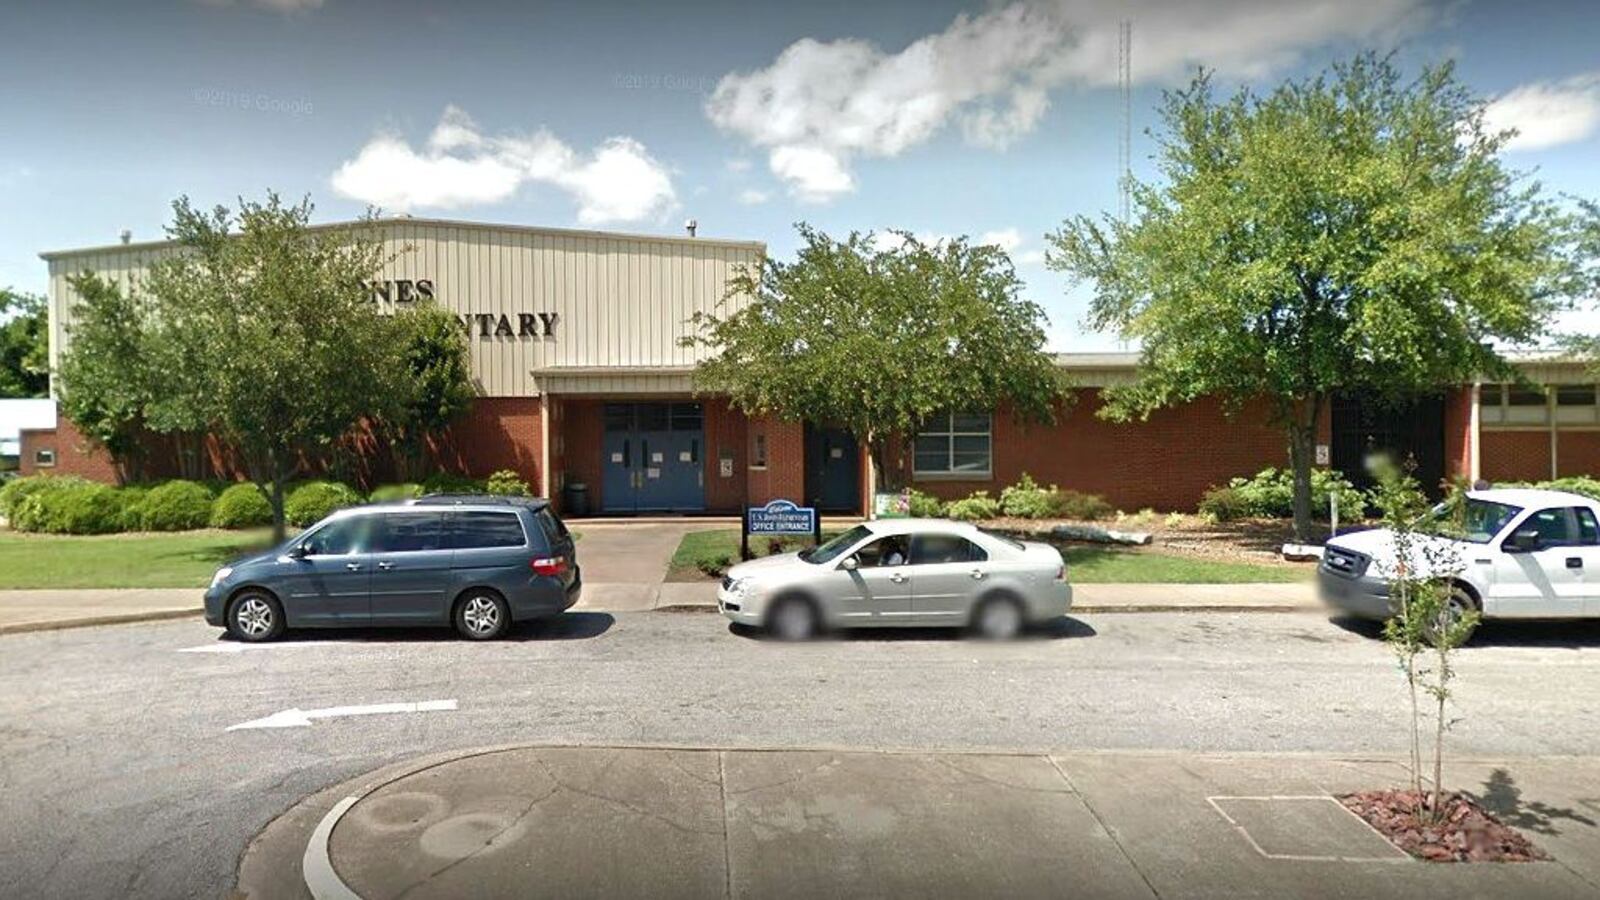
1;0;1598;351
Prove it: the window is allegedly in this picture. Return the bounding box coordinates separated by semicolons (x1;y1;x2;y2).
1505;385;1550;425
1431;498;1521;544
301;517;370;556
751;433;768;469
913;411;991;476
1523;508;1576;547
446;511;527;549
370;512;444;553
1577;508;1600;546
909;533;987;565
854;536;909;567
33;449;55;467
1556;385;1600;425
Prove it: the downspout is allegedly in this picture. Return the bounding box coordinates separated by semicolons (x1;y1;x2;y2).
1468;382;1481;483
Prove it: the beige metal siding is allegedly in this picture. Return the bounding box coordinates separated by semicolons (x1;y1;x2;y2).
44;220;763;398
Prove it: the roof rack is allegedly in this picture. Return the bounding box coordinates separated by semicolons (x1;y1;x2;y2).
410;493;551;510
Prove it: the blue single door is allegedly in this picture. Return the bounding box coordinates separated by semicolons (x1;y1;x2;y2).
601;422;637;513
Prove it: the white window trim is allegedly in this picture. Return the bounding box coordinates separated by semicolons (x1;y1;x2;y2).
912;411;993;479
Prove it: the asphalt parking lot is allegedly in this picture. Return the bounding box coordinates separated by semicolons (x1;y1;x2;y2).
5;610;1600;898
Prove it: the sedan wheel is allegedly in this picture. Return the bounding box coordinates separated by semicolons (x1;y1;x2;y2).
455;593;510;640
974;596;1024;640
228;592;284;643
768;597;819;641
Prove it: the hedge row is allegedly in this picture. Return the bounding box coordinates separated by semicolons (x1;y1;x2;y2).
0;468;533;535
903;474;1116;522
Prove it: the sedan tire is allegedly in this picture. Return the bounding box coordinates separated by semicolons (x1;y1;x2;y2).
454;591;511;641
767;596;820;641
227;590;286;643
973;594;1025;640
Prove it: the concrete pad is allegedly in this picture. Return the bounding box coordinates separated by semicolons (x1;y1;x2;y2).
574;523;696;583
1209;796;1408;860
656;581;717;608
721;750;1154;900
571;582;660;612
1056;753;1597;899
328;747;728;900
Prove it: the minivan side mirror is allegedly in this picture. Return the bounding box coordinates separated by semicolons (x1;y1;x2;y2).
839;556;859;571
1505;528;1542;553
286;543;310;559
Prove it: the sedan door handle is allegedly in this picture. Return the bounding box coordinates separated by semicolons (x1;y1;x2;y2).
970;569;987;579
376;562;394;571
345;562;362;571
890;573;907;584
1567;557;1583;570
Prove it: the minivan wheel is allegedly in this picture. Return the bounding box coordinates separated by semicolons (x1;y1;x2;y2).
228;590;285;643
767;596;819;641
973;595;1024;640
455;591;510;640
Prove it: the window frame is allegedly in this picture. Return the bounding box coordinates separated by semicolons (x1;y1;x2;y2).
33;448;55;468
445;510;530;550
912;411;993;479
908;533;988;565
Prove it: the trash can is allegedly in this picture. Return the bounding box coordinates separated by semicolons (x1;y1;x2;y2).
562;482;590;517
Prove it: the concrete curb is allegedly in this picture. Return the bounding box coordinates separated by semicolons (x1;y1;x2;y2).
0;607;201;636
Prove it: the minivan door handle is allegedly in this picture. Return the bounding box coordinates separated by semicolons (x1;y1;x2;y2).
376;561;394;571
345;562;362;571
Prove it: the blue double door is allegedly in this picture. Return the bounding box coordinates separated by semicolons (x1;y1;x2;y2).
601;402;706;513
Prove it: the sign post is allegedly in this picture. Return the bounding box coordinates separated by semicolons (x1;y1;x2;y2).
743;499;820;560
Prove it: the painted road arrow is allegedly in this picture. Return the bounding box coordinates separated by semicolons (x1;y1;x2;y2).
226;699;457;731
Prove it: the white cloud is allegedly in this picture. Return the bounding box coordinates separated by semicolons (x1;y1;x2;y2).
331;106;677;225
725;157;753;173
736;188;770;205
1484;73;1600;151
977;228;1023;252
706;0;1431;201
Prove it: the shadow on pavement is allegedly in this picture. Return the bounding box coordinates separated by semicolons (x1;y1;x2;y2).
727;615;1097;643
207;611;616;646
1328;612;1600;649
1473;768;1598;837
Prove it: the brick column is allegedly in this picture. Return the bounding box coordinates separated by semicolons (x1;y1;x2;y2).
747;416;804;505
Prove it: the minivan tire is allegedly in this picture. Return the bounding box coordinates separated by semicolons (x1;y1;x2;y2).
454;590;511;641
228;590;286;643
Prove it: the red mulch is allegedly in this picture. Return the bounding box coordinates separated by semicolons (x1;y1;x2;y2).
1340;790;1549;863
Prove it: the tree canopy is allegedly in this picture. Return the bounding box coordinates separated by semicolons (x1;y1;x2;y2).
685;224;1068;490
0;288;48;398
1049;53;1596;538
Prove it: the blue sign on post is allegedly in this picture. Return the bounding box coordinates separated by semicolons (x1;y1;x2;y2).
746;499;817;534
741;499;821;560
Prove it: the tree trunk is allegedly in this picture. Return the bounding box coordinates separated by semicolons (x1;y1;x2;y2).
268;451;288;544
1285;394;1324;543
867;434;897;495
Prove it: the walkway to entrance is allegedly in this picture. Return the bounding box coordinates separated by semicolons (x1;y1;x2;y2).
568;521;711;612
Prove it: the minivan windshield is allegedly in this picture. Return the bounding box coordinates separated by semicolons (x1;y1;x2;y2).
1428;497;1522;544
801;524;872;564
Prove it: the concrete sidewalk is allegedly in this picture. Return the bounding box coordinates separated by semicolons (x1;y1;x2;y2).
0;581;1317;634
237;745;1600;899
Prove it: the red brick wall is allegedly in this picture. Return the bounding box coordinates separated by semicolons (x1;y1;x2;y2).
896;390;1292;512
1481;431;1550;483
1443;387;1473;481
18;420;120;482
558;399;604;513
702;398;748;512
747;416;804;506
432;397;542;487
1556;432;1600;479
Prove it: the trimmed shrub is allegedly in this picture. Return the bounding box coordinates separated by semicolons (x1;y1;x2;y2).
999;473;1056;519
114;486;149;531
136;480;216;531
906;487;946;518
285;481;362;527
11;481;125;534
1205;467;1367;520
421;471;486;495
1505;477;1600;502
1053;489;1114;521
210;483;273;528
368;482;425;503
946;491;1001;521
1198;485;1252;522
485;469;531;496
1;474;92;521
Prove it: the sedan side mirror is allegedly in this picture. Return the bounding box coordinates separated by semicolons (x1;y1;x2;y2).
839;556;859;571
1505;528;1542;553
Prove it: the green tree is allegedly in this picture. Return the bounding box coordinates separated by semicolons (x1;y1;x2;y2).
385;304;475;480
685;225;1068;492
0;288;49;398
1049;54;1593;540
142;193;401;540
56;275;153;479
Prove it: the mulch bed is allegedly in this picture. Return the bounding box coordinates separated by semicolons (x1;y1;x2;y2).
1340;790;1549;862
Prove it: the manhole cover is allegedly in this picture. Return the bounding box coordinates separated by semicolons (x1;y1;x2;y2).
1208;796;1410;861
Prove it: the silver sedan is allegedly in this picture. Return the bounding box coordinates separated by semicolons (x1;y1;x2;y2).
718;518;1072;640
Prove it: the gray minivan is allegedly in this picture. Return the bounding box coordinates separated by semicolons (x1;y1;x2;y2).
204;496;580;642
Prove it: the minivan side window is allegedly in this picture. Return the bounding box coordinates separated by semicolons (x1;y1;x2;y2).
301;517;369;556
447;512;528;549
371;512;445;553
534;509;569;546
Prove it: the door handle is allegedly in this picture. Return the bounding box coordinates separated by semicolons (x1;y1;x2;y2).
1567;557;1583;570
890;572;906;584
377;562;394;571
345;562;362;571
970;569;986;579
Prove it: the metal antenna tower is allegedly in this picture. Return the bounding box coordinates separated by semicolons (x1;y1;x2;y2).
1117;19;1132;223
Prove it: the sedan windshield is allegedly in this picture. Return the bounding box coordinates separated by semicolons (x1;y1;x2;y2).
801;524;872;564
1428;498;1522;544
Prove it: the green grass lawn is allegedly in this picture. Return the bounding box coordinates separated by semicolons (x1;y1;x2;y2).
0;529;279;589
667;528;1307;583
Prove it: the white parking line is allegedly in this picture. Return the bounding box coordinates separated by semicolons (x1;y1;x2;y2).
227;699;458;731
